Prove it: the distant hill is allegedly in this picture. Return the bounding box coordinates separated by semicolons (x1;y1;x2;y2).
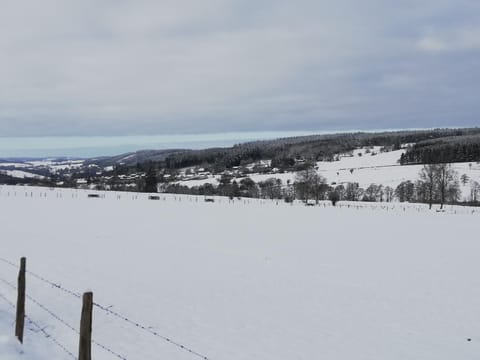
109;127;480;171
400;134;480;164
2;128;480;194
85;149;186;167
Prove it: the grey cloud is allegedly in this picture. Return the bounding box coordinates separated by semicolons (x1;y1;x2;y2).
0;0;479;137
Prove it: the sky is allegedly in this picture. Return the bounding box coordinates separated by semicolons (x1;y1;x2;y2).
0;0;479;138
0;131;323;158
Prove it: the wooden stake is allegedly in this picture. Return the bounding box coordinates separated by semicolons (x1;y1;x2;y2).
79;292;93;360
15;257;26;344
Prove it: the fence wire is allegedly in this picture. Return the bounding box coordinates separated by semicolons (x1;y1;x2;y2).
0;276;128;360
0;289;77;359
0;261;212;360
26;314;78;359
0;257;83;299
0;290;16;308
93;301;210;360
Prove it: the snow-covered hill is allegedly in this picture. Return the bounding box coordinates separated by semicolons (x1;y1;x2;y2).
0;186;479;359
176;147;480;200
0;170;45;180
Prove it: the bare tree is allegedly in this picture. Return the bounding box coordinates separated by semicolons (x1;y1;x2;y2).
435;164;459;209
470;181;480;202
395;180;415;203
461;174;470;186
334;184;346;200
258;178;283;199
384;186;394;202
311;174;329;204
294;166;316;203
294;166;327;204
446;181;461;204
345;182;364;201
419;165;437;209
364;184;384;202
418;164;459;209
414;180;429;203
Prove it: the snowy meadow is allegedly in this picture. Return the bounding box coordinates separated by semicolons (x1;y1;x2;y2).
0;186;479;360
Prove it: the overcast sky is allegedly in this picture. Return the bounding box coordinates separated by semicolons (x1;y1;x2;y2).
1;0;479;137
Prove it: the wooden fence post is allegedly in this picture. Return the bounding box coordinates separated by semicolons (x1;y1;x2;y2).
79;292;93;360
15;257;26;344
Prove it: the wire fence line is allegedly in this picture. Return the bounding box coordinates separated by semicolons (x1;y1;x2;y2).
93;301;210;360
0;289;77;359
2;184;479;217
0;276;127;360
0;276;79;334
0;290;16;308
0;257;212;360
0;257;82;299
26;315;78;360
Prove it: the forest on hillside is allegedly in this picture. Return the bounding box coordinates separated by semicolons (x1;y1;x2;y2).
400;134;480;164
111;128;480;174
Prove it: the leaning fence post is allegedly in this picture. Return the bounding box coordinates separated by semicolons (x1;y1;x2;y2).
79;292;93;360
15;257;26;344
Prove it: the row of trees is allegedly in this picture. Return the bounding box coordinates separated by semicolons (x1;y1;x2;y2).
258;163;468;208
160;175;400;205
100;128;480;176
418;164;459;209
162;128;480;172
157;162;480;208
394;164;477;208
400;135;480;164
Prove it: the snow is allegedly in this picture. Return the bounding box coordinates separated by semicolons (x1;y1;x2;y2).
175;175;222;187
0;160;85;174
0;163;31;169
175;148;480;200
1;170;45;180
0;185;479;359
0;333;24;360
244;172;296;184
28;160;84;167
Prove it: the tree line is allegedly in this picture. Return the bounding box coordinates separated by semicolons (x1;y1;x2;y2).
400;134;480;164
163;128;480;172
158;163;479;207
99;128;480;175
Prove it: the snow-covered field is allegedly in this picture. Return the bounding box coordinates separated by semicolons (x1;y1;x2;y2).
0;170;45;180
0;185;479;360
177;148;480;200
0;159;85;176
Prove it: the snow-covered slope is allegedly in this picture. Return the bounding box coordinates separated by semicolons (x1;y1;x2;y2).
0;159;85;175
0;186;479;359
0;170;45;180
176;147;480;200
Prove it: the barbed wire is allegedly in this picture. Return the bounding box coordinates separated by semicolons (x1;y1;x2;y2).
1;257;212;360
0;291;16;308
92;301;211;360
92;339;128;360
27;271;82;299
0;276;128;360
25;314;78;359
0;289;77;359
2;277;80;335
0;257;82;299
0;257;18;268
0;277;16;290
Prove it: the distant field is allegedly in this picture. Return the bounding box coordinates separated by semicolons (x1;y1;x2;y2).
1;186;479;360
176;147;480;200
